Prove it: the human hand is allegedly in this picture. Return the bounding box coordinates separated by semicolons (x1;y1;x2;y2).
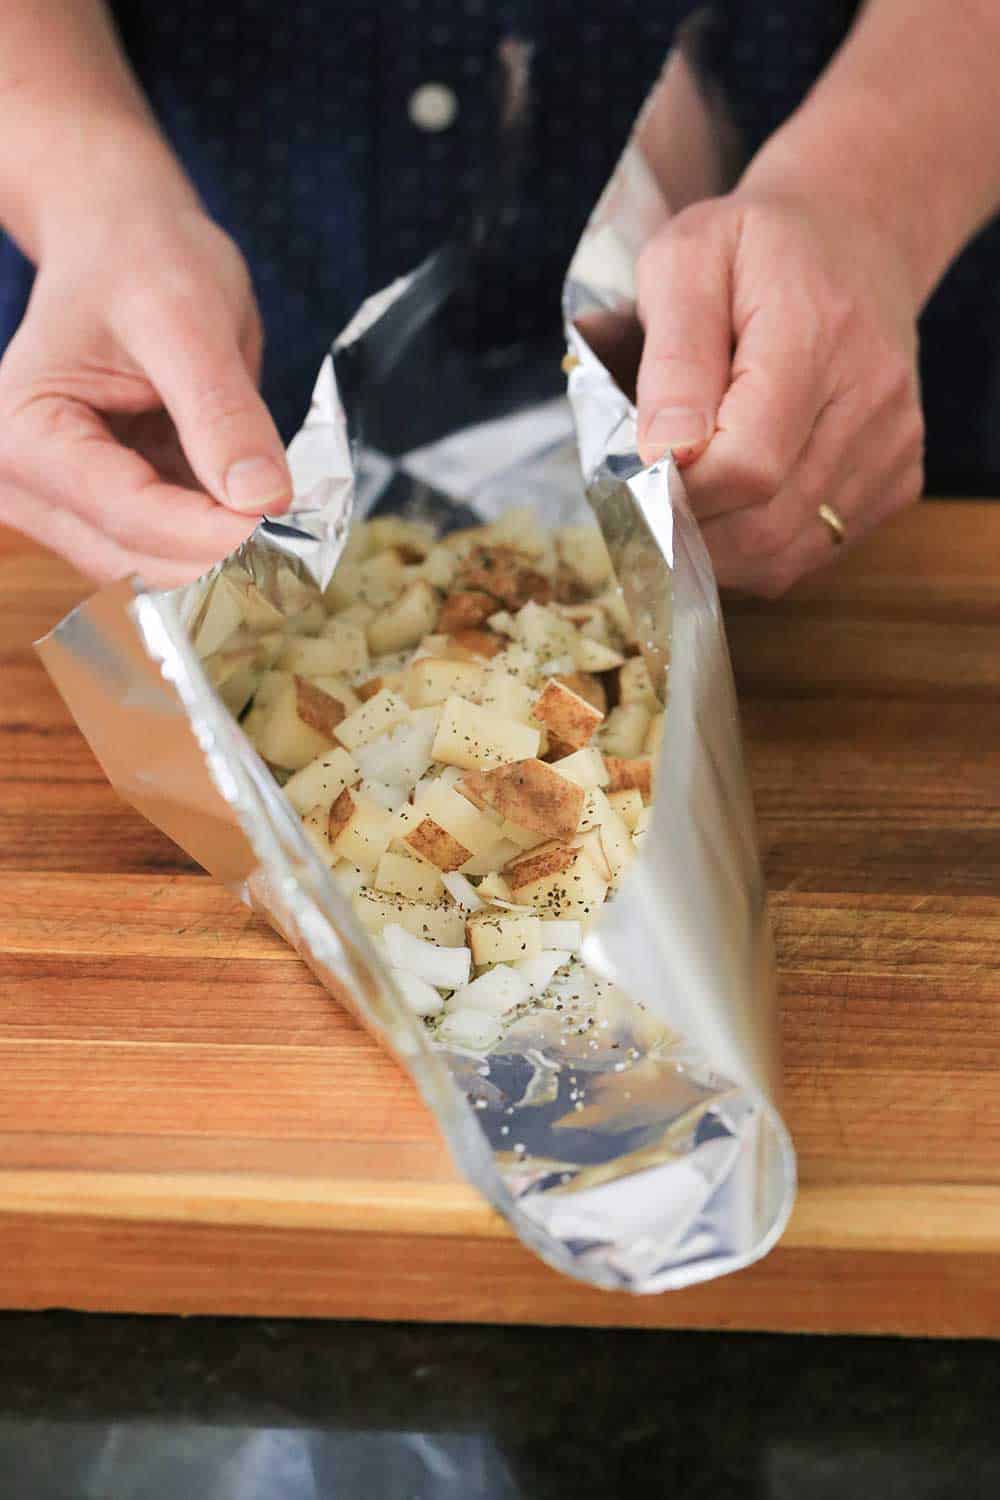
0;205;292;585
635;188;924;595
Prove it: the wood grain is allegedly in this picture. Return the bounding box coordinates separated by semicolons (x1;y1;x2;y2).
2;504;1000;1334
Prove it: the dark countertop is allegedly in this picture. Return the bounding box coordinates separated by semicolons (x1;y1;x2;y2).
1;1315;999;1499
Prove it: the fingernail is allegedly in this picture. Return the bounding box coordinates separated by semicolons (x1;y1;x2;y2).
224;456;290;514
644;407;712;463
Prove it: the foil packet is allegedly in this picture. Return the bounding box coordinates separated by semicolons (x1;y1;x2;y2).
37;38;794;1293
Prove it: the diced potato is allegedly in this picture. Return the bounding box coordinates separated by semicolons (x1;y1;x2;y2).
618;657;660;709
458;759;584;842
327;788;393;871
532;678;603;750
437;591;496;632
577;786;614;833
353;549;408;609
549;747;608;789
352;890;467;946
356;676;386;702
454;545;551;610
366;516;436;559
253;630;287;669
375;850;445;902
406;657;485;707
413;782;504;857
367;580;440;655
357;778;408;812
607;788;645;831
404;817;472;872
283;747;358;814
576;826;612;881
459;838;521;877
334;600;377;629
599;809;633;886
308;674;361;713
440;871;483;910
432;695;540;771
446;629;504;660
554;671;607;715
473;666;536;722
506;843;608;921
645;712;665;759
281;630;368;678
573;637;626;672
487;609;517;638
540;918;582;950
632;806;652;843
449;964;531;1017
335;689;410;752
284;600;327;636
292;676;348;740
354;708;439;789
556;524;613;592
478;871;513;904
599;704;652;758
332;861;368;898
513;601;578;659
605;755;653;799
487;506;547;559
322;560;363;612
418;543;458;590
498;819;547;850
255;677;338;770
466;909;542;966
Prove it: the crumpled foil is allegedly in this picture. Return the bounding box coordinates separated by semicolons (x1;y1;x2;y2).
36;35;794;1292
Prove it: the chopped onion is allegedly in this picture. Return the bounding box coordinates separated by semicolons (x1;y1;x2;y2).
449;964;530;1016
391;968;444;1018
540;919;582;951
382;923;472;990
441;871;483;910
437;1008;501;1052
513;950;571;997
354;711;437;789
357;777;408;812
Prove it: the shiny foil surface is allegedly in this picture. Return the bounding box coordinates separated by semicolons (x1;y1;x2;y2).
37;36;794;1292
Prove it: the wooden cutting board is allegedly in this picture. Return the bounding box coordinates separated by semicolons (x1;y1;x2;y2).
2;504;1000;1337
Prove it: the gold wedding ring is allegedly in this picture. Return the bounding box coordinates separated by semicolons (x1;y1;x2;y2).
818;503;847;547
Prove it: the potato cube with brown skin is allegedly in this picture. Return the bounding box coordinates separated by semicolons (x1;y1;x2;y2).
432;695;540;771
309;674;361;713
445;629;504;660
418;543;458;590
413;782;504;857
477;871;513;903
598;703;652;758
405;657;485;708
458;759;584;842
607;787;645;831
458;838;522;877
487;507;548;559
374;849;445;902
532;678;603;750
437;591;497;632
367;580;440;656
506;843;609;922
554;671;607;715
466;909;542;966
292;676;348;740
254;677;338;770
605;755;653;800
404;817;472;872
334;689;410;752
454;545;552;610
327;788;394;871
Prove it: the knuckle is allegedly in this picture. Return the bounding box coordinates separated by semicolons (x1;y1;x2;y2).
755;557;799;599
735;443;786;507
732;501;796;560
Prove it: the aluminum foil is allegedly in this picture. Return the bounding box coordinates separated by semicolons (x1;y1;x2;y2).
36;35;794;1293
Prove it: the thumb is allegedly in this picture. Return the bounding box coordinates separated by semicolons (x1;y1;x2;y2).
635;214;734;468
124;298;293;516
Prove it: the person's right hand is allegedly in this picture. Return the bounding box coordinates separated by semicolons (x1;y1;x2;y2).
0;204;293;585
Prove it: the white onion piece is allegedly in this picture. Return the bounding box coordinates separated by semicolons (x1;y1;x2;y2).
449;964;530;1016
540;919;582;951
357;777;408;812
391;968;444;1018
513;950;571;997
441;871;483;910
437;1008;501;1052
382;923;472;990
354;711;437;789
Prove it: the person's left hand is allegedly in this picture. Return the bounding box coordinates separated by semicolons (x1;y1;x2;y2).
635;186;925;595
